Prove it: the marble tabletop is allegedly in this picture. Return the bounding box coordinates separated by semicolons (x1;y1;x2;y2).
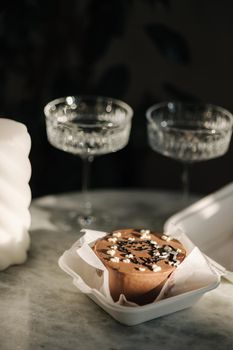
0;190;233;350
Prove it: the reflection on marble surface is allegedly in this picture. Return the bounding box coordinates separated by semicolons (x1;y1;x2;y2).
0;190;232;350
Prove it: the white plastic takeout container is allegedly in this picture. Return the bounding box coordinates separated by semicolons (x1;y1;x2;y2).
165;181;233;282
59;183;230;327
59;245;219;326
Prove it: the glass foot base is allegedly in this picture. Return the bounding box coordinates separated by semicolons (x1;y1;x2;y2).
68;210;115;230
77;214;96;227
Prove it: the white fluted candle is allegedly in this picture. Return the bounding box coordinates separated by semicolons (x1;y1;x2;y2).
0;118;31;270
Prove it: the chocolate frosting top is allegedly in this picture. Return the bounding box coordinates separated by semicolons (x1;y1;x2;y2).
93;228;186;275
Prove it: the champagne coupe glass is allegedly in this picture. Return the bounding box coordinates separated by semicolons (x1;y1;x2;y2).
146;102;233;200
44;95;133;226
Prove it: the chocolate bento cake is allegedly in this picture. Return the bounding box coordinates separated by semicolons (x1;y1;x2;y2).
93;228;186;305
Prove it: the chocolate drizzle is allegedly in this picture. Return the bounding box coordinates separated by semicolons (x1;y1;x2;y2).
103;230;185;271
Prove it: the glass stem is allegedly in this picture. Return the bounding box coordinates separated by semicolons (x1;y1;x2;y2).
182;162;190;203
81;155;94;217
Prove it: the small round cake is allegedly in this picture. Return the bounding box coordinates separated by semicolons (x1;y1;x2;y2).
93;228;186;305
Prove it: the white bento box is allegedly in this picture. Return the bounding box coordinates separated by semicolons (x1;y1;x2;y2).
58;183;233;326
59;248;219;326
165;181;233;282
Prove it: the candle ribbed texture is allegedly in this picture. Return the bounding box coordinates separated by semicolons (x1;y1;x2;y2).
0;118;31;270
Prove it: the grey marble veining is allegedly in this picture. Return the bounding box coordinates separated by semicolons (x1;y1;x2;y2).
0;190;233;350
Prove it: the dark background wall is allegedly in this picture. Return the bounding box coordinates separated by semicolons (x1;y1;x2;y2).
0;0;233;198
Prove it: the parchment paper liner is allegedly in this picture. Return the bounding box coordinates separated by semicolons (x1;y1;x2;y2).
59;227;220;307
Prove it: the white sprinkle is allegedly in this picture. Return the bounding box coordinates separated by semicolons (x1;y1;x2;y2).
161;235;172;241
150;240;158;245
110;257;120;263
125;254;134;259
172;250;178;256
113;232;121;237
160;254;169;259
123;258;131;263
138;267;146;272
128;237;135;241
168;260;180;266
107;249;116;256
177;248;182;253
161;235;168;241
111;245;118;250
108;237;117;243
141;234;151;240
152;264;162;272
140;229;150;234
153;251;160;257
164;245;172;252
162;251;169;256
